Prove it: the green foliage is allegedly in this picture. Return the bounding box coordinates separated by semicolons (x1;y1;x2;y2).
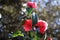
13;30;24;37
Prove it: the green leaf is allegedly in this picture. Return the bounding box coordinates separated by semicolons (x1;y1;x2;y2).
32;12;38;26
26;7;34;16
12;30;24;37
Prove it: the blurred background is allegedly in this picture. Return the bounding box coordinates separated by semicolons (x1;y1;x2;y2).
0;0;60;40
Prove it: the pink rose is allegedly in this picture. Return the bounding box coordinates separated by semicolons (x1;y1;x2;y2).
23;19;32;32
35;20;48;34
27;2;37;9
